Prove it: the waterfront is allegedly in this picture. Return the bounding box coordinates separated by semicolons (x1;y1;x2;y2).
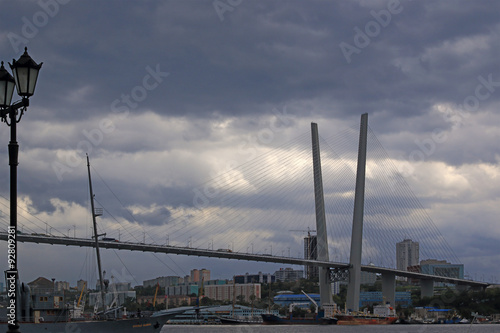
161;324;499;333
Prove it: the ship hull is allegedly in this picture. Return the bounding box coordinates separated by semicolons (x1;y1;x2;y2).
218;316;263;325
261;314;337;325
1;313;172;333
335;314;398;325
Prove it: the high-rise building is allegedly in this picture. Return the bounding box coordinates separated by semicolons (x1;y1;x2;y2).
304;234;318;279
396;239;419;272
191;269;199;283
77;279;87;292
190;268;210;286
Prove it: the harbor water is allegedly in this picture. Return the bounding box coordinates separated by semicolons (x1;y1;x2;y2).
161;324;499;333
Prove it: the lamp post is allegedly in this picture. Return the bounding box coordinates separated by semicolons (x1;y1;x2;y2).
1;47;42;333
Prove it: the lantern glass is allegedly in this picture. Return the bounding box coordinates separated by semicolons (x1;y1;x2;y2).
13;66;29;97
0;62;15;108
28;67;40;96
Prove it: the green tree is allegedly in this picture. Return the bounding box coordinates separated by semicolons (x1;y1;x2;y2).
123;297;139;312
235;294;248;306
200;297;212;306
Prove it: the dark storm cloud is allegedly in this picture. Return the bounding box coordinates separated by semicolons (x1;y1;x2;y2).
128;205;172;227
2;1;498;125
2;1;498;133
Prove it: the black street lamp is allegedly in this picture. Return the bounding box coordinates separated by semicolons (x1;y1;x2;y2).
0;48;42;333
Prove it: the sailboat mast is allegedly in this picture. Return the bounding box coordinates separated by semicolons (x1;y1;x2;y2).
232;277;235;317
268;280;271;313
87;155;106;311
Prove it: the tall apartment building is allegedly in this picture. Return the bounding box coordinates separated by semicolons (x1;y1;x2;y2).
304;234;319;280
396;239;419;272
77;279;87;292
191;268;210;285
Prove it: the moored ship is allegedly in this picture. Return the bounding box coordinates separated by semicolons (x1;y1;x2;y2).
335;313;398;325
1;309;187;333
261;313;337;325
261;292;338;325
335;303;397;325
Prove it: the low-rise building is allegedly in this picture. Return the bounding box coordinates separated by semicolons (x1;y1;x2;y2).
273;293;321;308
204;283;260;302
420;260;464;279
28;277;54;293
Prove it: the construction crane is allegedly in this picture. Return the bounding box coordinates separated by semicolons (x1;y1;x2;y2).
301;290;319;314
153;282;160;307
289;227;316;236
77;282;86;307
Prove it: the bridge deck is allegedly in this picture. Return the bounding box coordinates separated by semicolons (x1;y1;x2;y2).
0;232;488;288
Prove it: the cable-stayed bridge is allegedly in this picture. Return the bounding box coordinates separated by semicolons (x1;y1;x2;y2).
0;232;487;290
0;114;491;310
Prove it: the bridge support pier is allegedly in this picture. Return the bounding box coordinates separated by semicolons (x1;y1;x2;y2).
346;113;368;312
382;273;396;307
421;279;434;298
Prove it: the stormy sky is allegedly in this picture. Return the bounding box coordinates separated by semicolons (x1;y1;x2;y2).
0;0;499;288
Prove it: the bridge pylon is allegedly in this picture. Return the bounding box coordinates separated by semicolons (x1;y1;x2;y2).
346;113;368;311
310;122;333;306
